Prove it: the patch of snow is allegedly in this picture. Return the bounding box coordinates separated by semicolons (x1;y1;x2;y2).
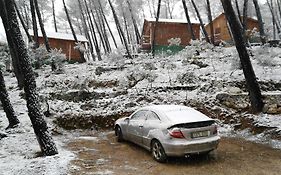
93;170;114;175
145;18;199;24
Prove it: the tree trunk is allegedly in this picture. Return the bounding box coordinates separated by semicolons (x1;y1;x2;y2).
77;0;95;61
0;0;24;89
152;0;161;57
0;70;20;129
108;0;132;59
127;0;141;44
221;0;264;113
267;0;281;38
252;0;266;44
182;0;196;40
166;0;173;19
90;3;108;54
83;0;102;61
277;0;281;21
52;0;58;32
97;0;118;49
190;0;210;43
98;10;112;53
30;0;39;48
242;0;248;35
14;2;32;42
206;0;214;44
235;0;243;24
62;0;86;62
1;0;58;155
121;7;131;45
33;0;51;52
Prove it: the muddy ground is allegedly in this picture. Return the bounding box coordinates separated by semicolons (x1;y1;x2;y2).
67;130;281;175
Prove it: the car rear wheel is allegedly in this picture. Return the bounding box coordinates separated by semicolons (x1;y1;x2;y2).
151;140;167;163
115;126;123;142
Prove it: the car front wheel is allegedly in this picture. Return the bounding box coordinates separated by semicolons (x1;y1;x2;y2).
151;140;167;163
115;126;123;142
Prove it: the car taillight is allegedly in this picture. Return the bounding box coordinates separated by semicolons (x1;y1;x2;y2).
168;128;185;138
213;125;218;135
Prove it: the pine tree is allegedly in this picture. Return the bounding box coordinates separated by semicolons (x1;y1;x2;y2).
0;0;58;156
252;0;266;44
62;0;86;62
221;0;264;113
0;70;20;129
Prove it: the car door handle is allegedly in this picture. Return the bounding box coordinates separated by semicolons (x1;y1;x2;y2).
139;125;143;128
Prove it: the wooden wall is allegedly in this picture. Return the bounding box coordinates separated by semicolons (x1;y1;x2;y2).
142;20;200;47
205;13;260;43
37;37;83;62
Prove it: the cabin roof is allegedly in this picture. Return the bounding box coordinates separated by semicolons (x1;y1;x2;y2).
145;18;200;24
29;30;88;42
205;12;258;27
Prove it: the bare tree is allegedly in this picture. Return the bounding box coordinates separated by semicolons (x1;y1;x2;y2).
62;0;86;62
14;2;32;42
33;0;51;51
0;70;20;129
97;0;118;49
0;0;58;155
30;0;39;48
242;0;248;35
267;0;281;39
221;0;264;113
108;0;132;59
206;0;214;44
77;0;95;61
152;0;162;57
235;0;243;24
127;0;141;44
182;0;196;40
190;0;210;43
52;0;57;32
83;0;102;61
252;0;266;44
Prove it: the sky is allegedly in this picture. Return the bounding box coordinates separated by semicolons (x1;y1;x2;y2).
0;19;5;42
0;0;268;43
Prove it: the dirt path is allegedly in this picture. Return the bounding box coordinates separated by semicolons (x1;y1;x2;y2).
67;131;281;175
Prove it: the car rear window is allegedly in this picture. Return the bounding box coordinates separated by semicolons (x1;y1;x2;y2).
169;120;215;129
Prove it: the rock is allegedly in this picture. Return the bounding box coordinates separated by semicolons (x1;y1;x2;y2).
0;132;7;140
190;59;208;68
228;87;242;94
266;104;281;114
125;102;137;108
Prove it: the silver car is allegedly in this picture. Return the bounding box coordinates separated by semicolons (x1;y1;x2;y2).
114;105;220;162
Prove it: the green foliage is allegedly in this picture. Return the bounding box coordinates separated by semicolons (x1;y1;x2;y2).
28;44;66;69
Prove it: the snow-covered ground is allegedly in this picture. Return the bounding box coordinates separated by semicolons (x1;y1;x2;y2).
0;74;74;175
1;43;281;174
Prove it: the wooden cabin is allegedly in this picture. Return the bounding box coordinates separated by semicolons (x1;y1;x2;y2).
205;13;260;44
30;31;88;62
141;18;200;53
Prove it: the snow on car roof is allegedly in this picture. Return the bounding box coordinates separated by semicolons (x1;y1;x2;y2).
145;18;199;24
144;105;212;124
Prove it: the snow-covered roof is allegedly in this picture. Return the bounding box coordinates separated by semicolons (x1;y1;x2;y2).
145;18;199;24
29;30;88;42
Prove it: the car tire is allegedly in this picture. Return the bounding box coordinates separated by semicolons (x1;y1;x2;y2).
115;126;123;142
151;140;167;163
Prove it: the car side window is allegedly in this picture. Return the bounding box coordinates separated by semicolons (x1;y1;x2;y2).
130;110;147;120
146;111;160;121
